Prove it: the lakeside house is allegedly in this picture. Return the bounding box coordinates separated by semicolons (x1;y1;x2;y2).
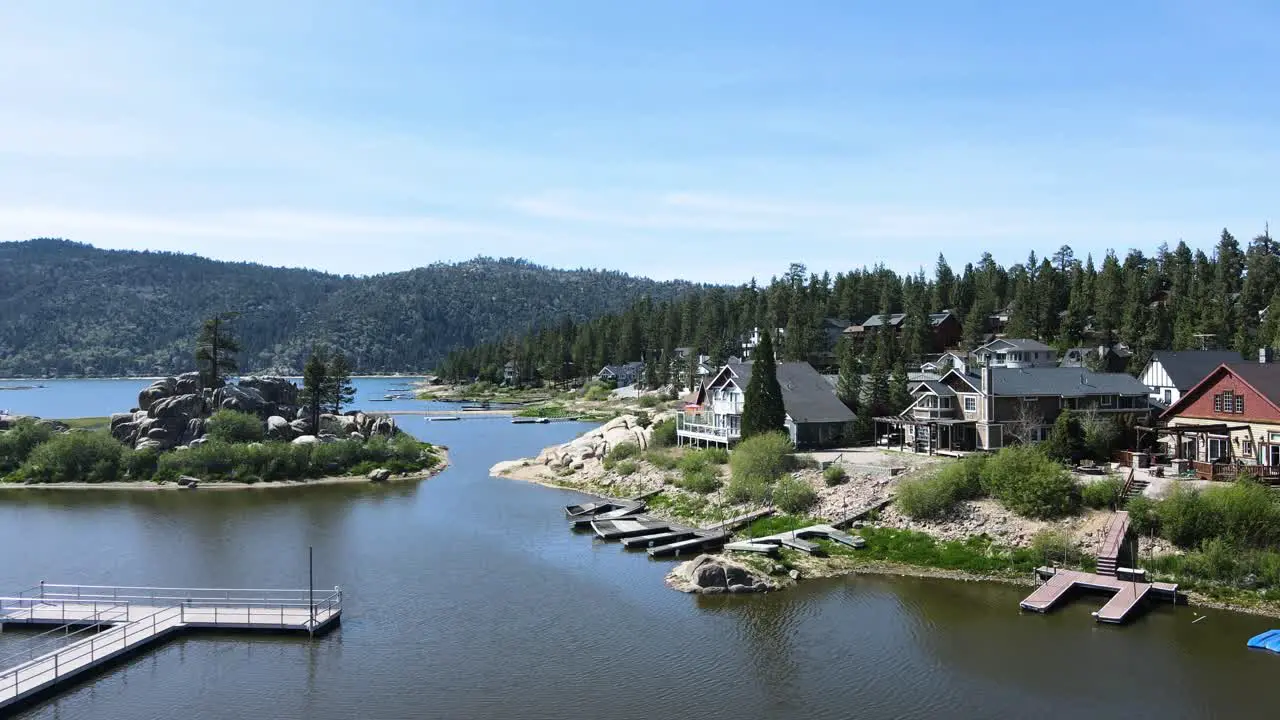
971;338;1057;368
843;311;962;353
502;361;520;385
741;327;785;360
1060;344;1132;373
1139;350;1242;408
1154;350;1280;481
677;361;855;448
881;365;1151;453
597;361;646;388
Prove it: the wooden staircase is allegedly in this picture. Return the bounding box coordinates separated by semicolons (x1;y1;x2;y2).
1095;511;1131;577
1119;468;1149;507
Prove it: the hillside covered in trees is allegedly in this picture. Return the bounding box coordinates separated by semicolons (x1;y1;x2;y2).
0;239;702;377
440;229;1280;390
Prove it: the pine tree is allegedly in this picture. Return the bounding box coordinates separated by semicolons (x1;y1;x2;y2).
194;312;241;388
836;341;861;411
300;346;329;434
740;331;786;439
326;352;356;414
932;254;955;310
889;364;912;413
1042;410;1084;463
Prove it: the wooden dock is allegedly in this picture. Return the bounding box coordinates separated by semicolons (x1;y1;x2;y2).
0;583;341;713
1095;511;1130;577
724;524;866;556
1019;567;1176;623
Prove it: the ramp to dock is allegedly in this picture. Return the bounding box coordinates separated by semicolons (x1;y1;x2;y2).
0;583;341;713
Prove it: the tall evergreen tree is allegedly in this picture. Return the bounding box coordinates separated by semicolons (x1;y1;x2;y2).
740;331;786;439
194;312;241;388
836;341;861;411
326;352;356;415
932;254;955;310
300;346;329;433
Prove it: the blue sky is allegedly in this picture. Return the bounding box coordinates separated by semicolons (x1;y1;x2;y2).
2;1;1278;283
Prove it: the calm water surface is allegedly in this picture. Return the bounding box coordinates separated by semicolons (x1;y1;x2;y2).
1;389;1278;718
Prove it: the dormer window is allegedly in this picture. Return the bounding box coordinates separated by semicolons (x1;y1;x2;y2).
1213;390;1245;414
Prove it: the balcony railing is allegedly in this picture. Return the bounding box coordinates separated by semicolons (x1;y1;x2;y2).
912;406;954;420
676;413;740;440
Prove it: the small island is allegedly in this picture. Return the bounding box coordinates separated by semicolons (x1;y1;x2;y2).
0;315;444;488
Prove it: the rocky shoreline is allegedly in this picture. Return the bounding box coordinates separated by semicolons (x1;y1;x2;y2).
492;417;1280;619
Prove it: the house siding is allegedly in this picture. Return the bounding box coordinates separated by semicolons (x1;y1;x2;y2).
1162;369;1280;464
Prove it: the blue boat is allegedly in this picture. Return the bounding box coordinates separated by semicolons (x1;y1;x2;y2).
1246;629;1280;651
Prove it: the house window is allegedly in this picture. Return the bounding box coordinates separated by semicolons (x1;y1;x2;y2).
964;396;976;412
1235;395;1245;414
1208;437;1230;462
940;396;952;409
1100;395;1114;408
1163;389;1172;404
1213;394;1223;413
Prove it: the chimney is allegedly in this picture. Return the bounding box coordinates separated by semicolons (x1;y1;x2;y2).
1260;347;1274;365
981;365;993;395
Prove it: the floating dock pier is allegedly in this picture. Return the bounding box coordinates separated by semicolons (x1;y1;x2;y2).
0;582;341;713
564;493;773;559
724;524;866;556
1019;567;1177;623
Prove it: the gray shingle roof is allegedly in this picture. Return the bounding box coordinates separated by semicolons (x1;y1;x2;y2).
980;338;1052;352
726;361;855;423
914;380;955;397
989;367;1150;397
1150;350;1242;390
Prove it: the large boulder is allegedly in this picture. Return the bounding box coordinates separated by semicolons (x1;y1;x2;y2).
319;414;358;437
266;416;295;441
149;393;204;421
179;418;205;445
290;418;312;436
174;371;203;395
292;435;319;445
211;384;266;416
666;555;775;595
367;468;391;483
239;376;299;407
138;377;177;412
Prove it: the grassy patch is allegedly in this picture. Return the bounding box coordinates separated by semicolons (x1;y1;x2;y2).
830;527;1043;576
822;465;848;486
55;417;111;431
515;403;576;419
614;459;638;476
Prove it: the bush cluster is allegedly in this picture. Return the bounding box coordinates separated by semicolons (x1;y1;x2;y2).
602;442;640;470
725;432;794;505
10;430;437;484
772;476;818;514
205;410;264;444
649;419;677;447
1080;477;1123;509
822;465;848;487
979;445;1079;519
0;419;56;473
896;454;986;519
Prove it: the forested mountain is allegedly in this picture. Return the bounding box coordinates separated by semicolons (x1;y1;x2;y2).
440;229;1280;390
0;239;702;377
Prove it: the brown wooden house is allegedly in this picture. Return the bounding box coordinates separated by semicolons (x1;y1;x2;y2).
1156;352;1280;481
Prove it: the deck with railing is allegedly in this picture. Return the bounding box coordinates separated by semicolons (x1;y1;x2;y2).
0;582;341;713
1188;460;1280;483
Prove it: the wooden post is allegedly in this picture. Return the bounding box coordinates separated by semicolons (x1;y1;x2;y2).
309;545;315;635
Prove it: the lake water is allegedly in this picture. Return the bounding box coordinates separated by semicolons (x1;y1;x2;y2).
2;385;1279;718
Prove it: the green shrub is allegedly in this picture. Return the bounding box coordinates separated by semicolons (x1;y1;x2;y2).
614;460;638;476
729;432;793;486
635;411;652;428
205;410;264;443
1030;528;1080;565
724;476;770;504
895;458;986;519
0;419;56;473
1127;494;1160;536
980;445;1079;519
678;467;722;494
1156;485;1216;548
644;450;678;470
1081;477;1123;509
1080;412;1121;461
650;419;677;447
772;476;818;514
1201;479;1280;549
583;383;611;401
152;436;437;484
18;431;125;483
123;447;160;481
822;465;848;486
606;442;640;462
638;395;662;408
